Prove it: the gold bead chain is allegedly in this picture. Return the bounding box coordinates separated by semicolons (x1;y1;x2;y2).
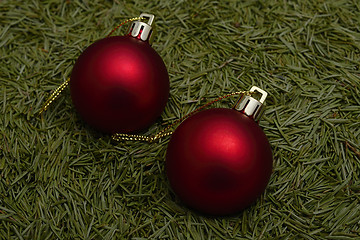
38;17;145;116
112;91;253;142
38;77;71;115
106;17;145;38
38;16;253;144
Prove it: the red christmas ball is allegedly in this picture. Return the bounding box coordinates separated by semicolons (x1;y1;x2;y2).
166;108;273;215
70;35;169;134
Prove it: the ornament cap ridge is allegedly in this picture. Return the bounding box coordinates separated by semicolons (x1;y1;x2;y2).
233;86;268;122
128;13;154;42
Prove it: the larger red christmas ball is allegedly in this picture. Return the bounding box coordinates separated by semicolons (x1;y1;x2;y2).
70;15;169;134
166;88;273;215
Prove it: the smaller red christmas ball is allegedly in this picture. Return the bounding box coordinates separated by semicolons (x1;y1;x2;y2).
166;87;273;215
70;14;169;134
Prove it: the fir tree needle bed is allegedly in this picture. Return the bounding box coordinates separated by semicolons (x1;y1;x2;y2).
1;0;360;239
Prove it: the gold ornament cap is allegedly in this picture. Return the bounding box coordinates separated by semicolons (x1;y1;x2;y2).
233;86;268;122
127;13;154;42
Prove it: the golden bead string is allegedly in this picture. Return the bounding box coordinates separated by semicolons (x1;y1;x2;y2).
106;16;145;38
38;77;70;115
112;90;253;142
39;16;253;144
39;17;144;115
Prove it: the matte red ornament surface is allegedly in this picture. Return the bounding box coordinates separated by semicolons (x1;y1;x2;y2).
166;108;273;215
70;36;169;133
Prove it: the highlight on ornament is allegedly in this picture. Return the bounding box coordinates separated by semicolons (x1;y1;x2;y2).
39;13;170;134
165;86;273;216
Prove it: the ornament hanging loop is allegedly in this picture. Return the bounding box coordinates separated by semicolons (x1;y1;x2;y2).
250;86;267;103
140;13;154;26
233;86;267;122
128;13;154;42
